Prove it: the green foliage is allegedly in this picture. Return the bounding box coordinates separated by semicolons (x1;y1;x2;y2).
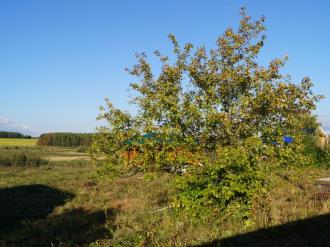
316;149;330;167
304;135;330;167
172;137;311;221
91;8;321;170
89;99;137;162
90;8;322;220
0;151;49;167
38;132;93;147
0;131;31;139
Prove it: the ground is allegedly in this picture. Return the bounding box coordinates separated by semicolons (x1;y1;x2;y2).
0;139;329;246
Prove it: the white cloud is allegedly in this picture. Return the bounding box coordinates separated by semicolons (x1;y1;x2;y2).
0;117;9;124
0;116;33;135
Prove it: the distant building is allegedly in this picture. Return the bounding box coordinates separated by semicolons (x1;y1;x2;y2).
315;126;329;149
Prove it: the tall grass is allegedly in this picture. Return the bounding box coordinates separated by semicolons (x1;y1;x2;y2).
0;151;49;167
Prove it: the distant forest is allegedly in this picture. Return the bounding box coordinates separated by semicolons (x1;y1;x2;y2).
0;131;32;139
37;133;93;147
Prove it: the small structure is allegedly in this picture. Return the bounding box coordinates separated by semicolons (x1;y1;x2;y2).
316;177;330;188
315;126;328;149
315;177;330;200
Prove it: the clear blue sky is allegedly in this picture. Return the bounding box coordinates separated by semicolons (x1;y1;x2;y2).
0;0;329;136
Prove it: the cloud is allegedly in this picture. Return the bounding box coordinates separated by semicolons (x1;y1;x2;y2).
318;116;330;133
0;116;33;134
0;117;9;125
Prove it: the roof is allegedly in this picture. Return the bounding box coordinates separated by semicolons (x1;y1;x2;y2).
303;126;328;138
123;132;168;145
316;126;328;138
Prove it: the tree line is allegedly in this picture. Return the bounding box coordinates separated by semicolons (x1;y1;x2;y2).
0;131;32;139
37;133;93;147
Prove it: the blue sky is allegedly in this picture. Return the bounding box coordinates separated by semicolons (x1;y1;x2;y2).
0;0;329;136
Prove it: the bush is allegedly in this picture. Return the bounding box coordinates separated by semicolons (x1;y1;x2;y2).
172;139;265;219
303;135;330;167
172;139;312;224
316;149;330;167
0;151;49;167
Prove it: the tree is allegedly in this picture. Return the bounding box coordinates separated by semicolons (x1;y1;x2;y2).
91;8;321;170
90;8;323;221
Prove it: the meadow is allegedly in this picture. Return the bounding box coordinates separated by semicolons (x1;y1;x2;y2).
0;139;329;246
0;138;89;162
0;138;37;147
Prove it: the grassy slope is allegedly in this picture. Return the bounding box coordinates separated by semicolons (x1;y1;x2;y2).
0;155;329;246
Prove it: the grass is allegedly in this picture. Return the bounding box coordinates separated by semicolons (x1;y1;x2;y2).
0;144;90;162
0;160;112;247
0;151;49;167
0;138;37;147
0;159;329;246
0;138;90;162
0;145;329;246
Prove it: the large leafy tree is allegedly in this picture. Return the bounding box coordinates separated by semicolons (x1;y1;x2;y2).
90;8;323;220
91;8;321;170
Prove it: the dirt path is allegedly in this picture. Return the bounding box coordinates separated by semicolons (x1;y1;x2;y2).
47;156;91;161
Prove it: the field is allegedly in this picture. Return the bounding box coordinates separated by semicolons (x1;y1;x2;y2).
0;138;37;147
0;138;89;162
0;140;329;246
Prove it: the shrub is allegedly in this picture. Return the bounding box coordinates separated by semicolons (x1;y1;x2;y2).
316;148;330;168
0;151;49;167
172;137;312;222
173;139;264;219
303;135;330;167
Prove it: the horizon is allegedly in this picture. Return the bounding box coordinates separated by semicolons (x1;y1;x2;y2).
1;0;329;135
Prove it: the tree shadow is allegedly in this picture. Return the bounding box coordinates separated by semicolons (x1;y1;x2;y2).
195;213;330;247
6;208;115;247
0;184;115;247
0;184;74;233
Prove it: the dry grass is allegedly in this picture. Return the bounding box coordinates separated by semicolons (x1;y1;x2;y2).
0;159;329;246
47;155;90;161
252;168;330;229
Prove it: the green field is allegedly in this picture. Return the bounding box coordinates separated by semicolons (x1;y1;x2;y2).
0;138;37;147
0;139;90;162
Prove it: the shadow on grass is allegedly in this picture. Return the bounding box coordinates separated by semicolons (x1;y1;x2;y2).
7;208;115;247
0;185;115;247
195;213;330;247
0;184;74;233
